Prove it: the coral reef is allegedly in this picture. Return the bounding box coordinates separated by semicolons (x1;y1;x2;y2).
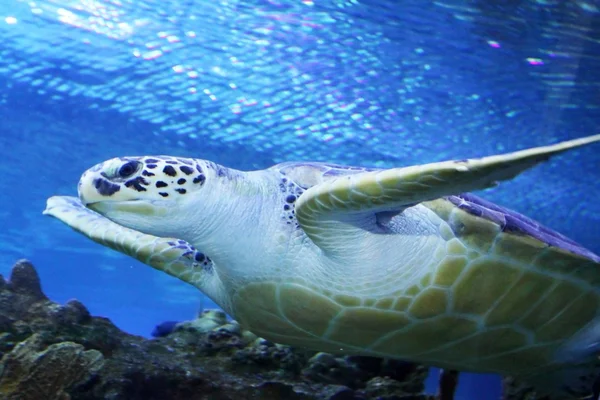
0;259;468;400
0;333;103;400
502;376;548;400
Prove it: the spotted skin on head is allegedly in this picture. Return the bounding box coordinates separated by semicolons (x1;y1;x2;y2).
78;156;208;204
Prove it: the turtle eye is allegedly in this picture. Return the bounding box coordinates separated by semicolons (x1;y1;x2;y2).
118;161;140;178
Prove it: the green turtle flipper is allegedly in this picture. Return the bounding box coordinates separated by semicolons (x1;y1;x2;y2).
43;196;220;296
295;134;600;253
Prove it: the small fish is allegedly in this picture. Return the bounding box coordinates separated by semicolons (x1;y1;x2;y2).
151;320;180;338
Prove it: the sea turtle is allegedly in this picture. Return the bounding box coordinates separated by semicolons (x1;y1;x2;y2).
44;135;600;399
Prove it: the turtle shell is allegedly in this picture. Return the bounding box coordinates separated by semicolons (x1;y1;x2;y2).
446;193;600;262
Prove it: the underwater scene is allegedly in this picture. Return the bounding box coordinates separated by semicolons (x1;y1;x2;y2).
0;0;599;399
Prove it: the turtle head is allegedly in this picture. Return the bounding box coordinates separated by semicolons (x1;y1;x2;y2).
78;156;214;239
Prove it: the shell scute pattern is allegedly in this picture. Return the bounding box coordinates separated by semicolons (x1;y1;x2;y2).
432;256;468;287
332;294;362;307
369;316;479;362
536;293;599;342
233;189;600;377
411;198;600;372
326;308;411;347
409;287;448;319
451;258;521;315
393;297;412;312
374;297;395;309
483;271;554;326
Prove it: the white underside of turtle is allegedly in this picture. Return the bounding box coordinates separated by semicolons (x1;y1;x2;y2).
44;134;600;399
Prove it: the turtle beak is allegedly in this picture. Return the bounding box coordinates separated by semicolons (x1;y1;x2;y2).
78;162;122;205
78;162;167;217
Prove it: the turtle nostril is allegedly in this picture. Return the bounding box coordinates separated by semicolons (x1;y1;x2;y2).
118;161;140;178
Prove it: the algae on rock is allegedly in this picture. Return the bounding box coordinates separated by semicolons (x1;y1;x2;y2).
0;333;103;400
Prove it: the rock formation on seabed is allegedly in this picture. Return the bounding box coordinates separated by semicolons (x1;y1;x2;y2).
0;259;529;400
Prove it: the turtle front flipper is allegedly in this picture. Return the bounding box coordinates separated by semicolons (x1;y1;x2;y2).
43;196;229;309
295;134;600;253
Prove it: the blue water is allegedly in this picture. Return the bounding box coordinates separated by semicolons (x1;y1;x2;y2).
0;0;599;398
